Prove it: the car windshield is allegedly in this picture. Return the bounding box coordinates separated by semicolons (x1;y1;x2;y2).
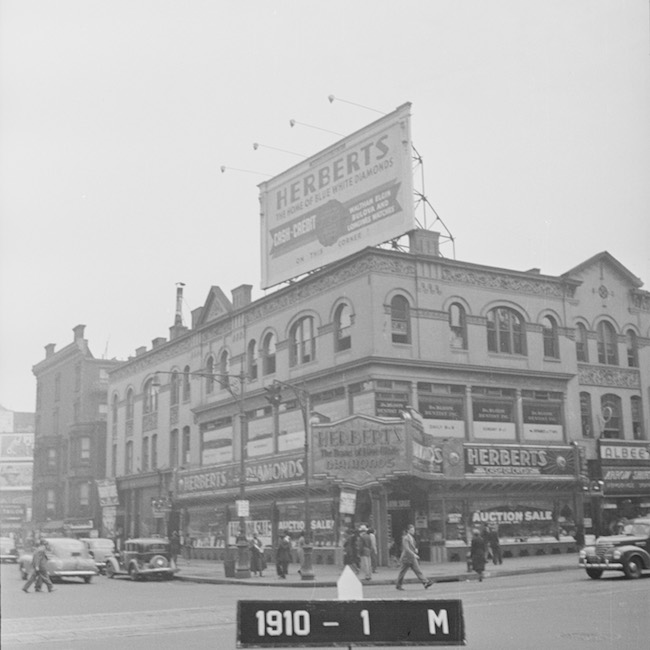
48;539;89;556
622;522;650;537
142;544;168;553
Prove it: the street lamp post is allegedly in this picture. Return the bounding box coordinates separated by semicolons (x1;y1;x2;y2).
153;369;251;578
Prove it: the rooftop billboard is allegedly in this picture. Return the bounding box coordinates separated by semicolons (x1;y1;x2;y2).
259;102;415;289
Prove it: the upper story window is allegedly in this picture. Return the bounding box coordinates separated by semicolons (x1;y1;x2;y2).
596;321;618;365
626;330;639;368
486;307;526;355
580;392;593;438
143;377;158;414
151;434;158;470
391;295;411;344
182;426;191;465
290;316;316;366
247;340;258;380
631;396;644;440
219;351;230;389
170;370;180;406
334;303;352;352
111;444;117;477
78;482;90;507
47;448;57;469
262;333;276;375
80;437;90;461
575;323;589;362
449;303;467;349
601;394;622;439
542;315;559;358
205;356;216;394
142;436;149;471
170;429;179;468
46;489;56;515
125;440;134;474
126;388;134;421
182;366;191;401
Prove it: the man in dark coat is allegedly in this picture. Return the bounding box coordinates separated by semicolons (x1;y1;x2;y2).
23;541;55;593
395;524;433;590
276;531;292;579
470;529;487;581
486;525;502;565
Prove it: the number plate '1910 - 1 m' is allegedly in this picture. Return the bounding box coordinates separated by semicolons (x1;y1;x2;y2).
237;599;465;647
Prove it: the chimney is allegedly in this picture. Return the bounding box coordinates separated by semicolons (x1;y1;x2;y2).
409;229;440;257
232;284;253;310
169;282;189;340
73;324;86;341
45;343;56;358
152;337;166;349
135;346;147;357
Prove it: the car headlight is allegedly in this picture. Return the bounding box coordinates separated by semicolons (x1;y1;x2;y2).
612;550;622;560
579;550;587;559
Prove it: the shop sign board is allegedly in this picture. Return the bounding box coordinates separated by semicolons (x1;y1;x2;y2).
339;489;357;515
598;440;650;495
95;479;119;507
464;444;575;478
259;103;415;289
176;453;305;500
237;599;465;647
0;462;33;490
312;415;409;488
0;433;35;460
472;400;516;440
419;397;465;438
471;507;554;526
522;403;563;442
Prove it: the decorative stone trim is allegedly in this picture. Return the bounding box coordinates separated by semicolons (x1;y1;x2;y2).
170;405;179;426
143;412;158;432
578;364;641;388
631;290;650;312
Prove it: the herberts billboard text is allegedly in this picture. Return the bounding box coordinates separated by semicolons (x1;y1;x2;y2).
259;103;415;288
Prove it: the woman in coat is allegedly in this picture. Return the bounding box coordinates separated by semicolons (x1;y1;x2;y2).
470;529;487;582
249;533;266;577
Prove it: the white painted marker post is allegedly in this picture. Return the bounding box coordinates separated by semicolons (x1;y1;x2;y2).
337;565;363;600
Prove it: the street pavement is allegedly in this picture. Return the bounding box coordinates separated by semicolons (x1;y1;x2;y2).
174;550;579;587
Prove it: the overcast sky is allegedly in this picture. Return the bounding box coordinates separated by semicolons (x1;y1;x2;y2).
1;0;649;413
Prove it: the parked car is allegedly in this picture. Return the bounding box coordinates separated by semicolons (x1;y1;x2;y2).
0;536;19;563
18;537;98;583
579;518;650;579
80;537;115;574
105;537;177;581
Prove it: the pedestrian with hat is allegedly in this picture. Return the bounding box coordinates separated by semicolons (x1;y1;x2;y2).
395;524;433;591
357;525;373;581
23;540;55;594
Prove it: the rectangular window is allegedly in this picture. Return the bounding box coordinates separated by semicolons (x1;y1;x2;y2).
47;448;57;469
79;483;90;506
80;437;90;461
46;489;56;515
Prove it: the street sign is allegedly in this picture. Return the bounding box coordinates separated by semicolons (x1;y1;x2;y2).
237;499;250;517
237;599;465;647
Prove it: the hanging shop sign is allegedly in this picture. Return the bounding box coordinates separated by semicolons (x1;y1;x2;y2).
598;440;650;495
464;444;575;478
96;479;119;507
339;489;357;515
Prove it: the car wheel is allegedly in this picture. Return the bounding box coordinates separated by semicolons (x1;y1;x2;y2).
129;565;139;581
105;563;115;578
586;568;603;579
84;576;92;584
623;556;643;579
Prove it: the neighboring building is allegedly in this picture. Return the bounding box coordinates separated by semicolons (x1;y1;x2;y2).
0;405;35;538
106;230;649;564
31;325;122;538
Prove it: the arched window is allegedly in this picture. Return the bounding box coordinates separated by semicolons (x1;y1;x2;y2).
182;366;191;401
125;440;133;474
600;394;622;439
247;339;258;380
142;436;149;471
542;316;559;358
391;295;411;344
486;307;526;355
206;356;216;394
626;330;639;368
219;350;230;389
262;333;276;375
111;393;118;434
575;323;589;362
631;396;644;440
170;370;180;406
290;316;316;366
449;303;467;349
143;377;158;414
334;303;352;352
580;392;593;438
596;321;618;365
151;434;158;470
126;388;134;421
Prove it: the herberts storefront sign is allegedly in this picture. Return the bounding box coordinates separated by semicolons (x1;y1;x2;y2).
176;453;304;500
599;440;650;495
464;444;575;478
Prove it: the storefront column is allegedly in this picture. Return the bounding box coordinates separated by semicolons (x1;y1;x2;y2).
515;388;524;443
372;487;389;566
465;386;474;441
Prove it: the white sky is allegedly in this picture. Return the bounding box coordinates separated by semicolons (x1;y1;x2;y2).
1;0;649;413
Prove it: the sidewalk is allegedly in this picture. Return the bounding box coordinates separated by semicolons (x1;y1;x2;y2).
174;551;579;588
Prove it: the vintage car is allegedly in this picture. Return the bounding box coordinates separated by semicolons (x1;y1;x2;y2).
0;536;19;563
579;517;650;579
105;537;177;580
80;537;115;574
18;537;98;583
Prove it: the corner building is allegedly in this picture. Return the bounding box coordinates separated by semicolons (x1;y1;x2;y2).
107;230;649;565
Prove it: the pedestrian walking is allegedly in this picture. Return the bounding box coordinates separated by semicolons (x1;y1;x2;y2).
276;531;292;579
486;525;502;565
249;533;267;577
368;527;378;573
296;531;305;575
23;540;55;593
343;528;360;573
170;531;181;567
357;525;373;581
470;529;487;581
395;524;433;590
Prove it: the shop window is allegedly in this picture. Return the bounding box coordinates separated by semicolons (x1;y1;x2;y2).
390;295;411;344
596;321;618;365
143;377;158;414
334;303;352;352
626;330;639;368
183;366;191;401
449;303;467;349
600;394;623;439
575;323;589;362
247;339;258;380
125;440;133;474
262;332;276;375
170;429;179;468
580;392;593;438
170;370;180;406
205;356;216;393
151;434;158;469
142;436;149;471
290;316;316;366
631;396;644;440
486;307;526;355
542;315;559;359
